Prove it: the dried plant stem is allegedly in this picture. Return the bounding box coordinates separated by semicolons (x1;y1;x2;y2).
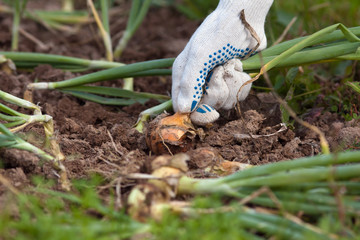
262;68;330;154
19;27;48;50
239;9;261;58
62;0;74;12
272;16;298;46
87;0;113;61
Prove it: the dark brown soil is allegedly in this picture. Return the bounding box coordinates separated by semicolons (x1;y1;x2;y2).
1;1;360;201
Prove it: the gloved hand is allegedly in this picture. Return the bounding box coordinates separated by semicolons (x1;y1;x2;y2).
190;59;252;126
172;0;273;124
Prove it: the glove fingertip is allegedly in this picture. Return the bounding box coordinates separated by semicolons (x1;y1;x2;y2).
190;104;220;126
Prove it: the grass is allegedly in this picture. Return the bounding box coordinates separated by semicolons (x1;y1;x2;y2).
0;177;146;240
151;198;355;240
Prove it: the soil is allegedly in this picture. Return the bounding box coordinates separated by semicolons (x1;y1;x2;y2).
0;1;360;203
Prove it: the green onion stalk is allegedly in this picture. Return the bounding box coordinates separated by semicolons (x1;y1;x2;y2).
128;152;360;239
11;0;28;51
5;25;360;136
3;26;360;71
25;58;173;109
114;0;152;59
11;0;20;51
99;0;135;91
0;90;66;182
152;203;333;239
184;206;333;240
0;89;43;125
0;123;70;191
30;10;89;24
25;25;360;90
61;85;170;106
87;0;113;62
99;0;113;63
0;89;52;136
177;151;360;217
24;10;89;33
0;52;125;71
134;100;173;133
136;25;358;135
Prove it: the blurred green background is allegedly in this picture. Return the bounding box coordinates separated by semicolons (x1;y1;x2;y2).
171;0;360;43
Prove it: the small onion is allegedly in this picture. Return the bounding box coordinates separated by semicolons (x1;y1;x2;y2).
146;113;196;155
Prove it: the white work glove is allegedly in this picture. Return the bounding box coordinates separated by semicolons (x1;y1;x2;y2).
172;0;273;124
190;59;251;126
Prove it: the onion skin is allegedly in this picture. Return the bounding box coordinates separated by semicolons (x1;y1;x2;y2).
146;113;196;155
